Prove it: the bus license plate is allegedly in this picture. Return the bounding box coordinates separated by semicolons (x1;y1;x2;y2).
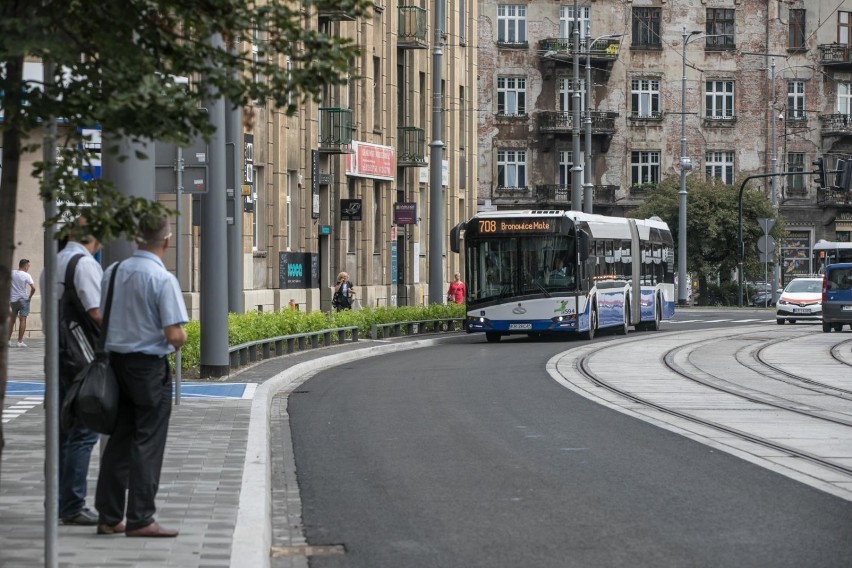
843;306;852;311
509;323;532;330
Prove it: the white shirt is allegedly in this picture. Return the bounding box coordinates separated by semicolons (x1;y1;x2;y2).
10;270;34;302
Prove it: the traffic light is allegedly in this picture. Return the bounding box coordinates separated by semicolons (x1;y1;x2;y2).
813;157;826;189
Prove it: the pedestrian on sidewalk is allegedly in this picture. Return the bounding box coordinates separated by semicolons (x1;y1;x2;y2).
8;258;36;347
94;212;188;538
446;272;466;304
49;222;104;526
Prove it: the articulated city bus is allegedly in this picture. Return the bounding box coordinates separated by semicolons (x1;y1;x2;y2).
450;210;675;342
813;240;852;274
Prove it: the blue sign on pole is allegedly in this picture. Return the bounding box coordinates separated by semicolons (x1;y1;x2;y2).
391;241;398;284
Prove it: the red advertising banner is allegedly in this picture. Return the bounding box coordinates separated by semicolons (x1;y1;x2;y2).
345;141;396;180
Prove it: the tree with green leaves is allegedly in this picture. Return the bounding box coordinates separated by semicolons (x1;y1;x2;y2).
0;0;370;474
629;175;784;303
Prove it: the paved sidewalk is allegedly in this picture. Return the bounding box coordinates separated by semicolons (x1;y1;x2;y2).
0;336;405;568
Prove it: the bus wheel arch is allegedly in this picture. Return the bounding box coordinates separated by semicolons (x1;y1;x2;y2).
485;332;502;343
616;298;629;335
582;303;598;340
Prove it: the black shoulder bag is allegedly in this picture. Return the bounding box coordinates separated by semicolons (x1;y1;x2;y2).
61;262;122;434
58;254;101;376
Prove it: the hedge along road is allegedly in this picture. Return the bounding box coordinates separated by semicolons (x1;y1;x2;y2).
284;330;852;568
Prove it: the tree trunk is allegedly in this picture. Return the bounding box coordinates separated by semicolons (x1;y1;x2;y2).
0;55;26;484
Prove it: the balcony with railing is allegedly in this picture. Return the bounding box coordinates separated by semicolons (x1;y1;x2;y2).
398;6;428;49
398;126;426;167
817;186;852;206
819;113;852;137
317;4;357;21
538;37;621;65
489;184;618;208
538;111;618;135
318;107;353;153
819;44;852;68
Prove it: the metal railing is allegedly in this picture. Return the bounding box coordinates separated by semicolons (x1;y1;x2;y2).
228;327;360;370
371;318;465;340
226;318;466;370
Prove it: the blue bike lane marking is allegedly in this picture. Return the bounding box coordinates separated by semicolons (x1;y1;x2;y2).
6;380;256;400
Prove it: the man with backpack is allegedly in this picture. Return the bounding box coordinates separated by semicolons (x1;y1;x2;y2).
50;221;104;526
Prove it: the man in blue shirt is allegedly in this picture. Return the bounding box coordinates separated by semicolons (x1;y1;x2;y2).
94;212;188;537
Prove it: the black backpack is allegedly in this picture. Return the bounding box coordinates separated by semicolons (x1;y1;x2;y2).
58;254;101;376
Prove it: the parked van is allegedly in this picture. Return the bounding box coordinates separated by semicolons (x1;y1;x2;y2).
822;263;852;332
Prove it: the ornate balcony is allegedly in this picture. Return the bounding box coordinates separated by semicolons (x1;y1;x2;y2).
490;184;617;209
397;126;426;167
538;37;621;66
818;44;852;68
538;111;618;135
318;107;353;153
819;113;852;137
818;186;852;206
317;6;357;21
398;6;428;49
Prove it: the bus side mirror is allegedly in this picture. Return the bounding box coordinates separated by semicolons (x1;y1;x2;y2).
578;230;590;262
450;222;466;254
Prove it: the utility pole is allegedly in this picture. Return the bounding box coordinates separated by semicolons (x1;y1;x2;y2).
769;57;780;302
428;0;445;304
678;27;701;307
226;37;244;315
200;33;230;377
570;0;582;211
583;23;593;214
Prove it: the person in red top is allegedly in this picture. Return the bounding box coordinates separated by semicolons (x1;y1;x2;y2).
446;272;466;304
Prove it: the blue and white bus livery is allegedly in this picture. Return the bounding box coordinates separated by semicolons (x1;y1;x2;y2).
450;210;675;342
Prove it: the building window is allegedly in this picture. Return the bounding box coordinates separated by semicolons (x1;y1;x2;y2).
459;86;466;150
787;81;806;120
789;9;806;50
631;79;661;118
559;151;573;187
252;25;264;93
459;0;465;44
706;8;736;49
631;8;660;48
286;171;294;251
374;183;382;251
497;5;527;44
497;76;526;116
497;149;527;188
839;11;852;44
559;78;585;113
786;153;806;193
705;151;735;184
631;151;660;186
837;83;852;114
373;56;381;131
560;6;590;39
705;80;735;120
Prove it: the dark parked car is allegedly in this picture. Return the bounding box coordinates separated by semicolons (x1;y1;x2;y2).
822;263;852;332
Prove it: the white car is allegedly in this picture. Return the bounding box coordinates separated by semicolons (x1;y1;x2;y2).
776;277;823;324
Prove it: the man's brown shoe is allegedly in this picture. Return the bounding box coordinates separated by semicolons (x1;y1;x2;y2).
96;522;126;535
125;522;179;538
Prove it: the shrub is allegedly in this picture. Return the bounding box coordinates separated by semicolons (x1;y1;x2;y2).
177;303;466;370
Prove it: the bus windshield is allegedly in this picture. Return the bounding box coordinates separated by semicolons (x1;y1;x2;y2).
466;234;576;304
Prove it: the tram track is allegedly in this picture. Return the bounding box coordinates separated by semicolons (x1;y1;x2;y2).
570;329;852;480
747;336;852;399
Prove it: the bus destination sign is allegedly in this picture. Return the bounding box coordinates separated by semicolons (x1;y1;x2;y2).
475;218;558;235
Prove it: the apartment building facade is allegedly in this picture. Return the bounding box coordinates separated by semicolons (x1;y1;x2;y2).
10;1;479;335
477;0;852;280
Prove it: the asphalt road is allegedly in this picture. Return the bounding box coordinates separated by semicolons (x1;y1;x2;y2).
287;313;852;568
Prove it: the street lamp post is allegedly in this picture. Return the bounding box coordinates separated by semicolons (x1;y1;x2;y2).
583;31;624;214
678;27;702;306
571;0;582;211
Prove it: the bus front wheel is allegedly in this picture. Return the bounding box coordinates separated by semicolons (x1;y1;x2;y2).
485;332;502;343
582;308;597;340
